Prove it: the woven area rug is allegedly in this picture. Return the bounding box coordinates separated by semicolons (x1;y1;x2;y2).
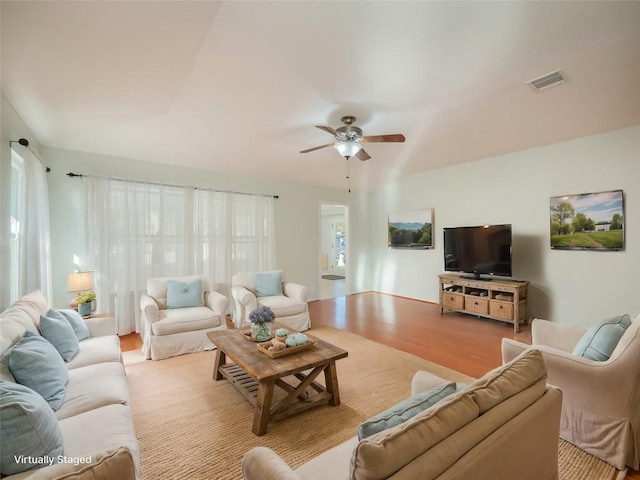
123;324;620;480
558;440;622;480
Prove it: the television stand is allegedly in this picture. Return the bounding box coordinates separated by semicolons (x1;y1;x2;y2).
438;273;529;332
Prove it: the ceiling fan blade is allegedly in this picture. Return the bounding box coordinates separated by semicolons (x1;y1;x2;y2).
315;125;338;136
300;143;334;154
356;149;371;161
362;134;406;143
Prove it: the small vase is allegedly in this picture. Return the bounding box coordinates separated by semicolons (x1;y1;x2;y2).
251;322;272;342
78;302;91;317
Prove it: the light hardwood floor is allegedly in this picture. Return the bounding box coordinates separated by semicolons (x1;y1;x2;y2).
120;291;639;478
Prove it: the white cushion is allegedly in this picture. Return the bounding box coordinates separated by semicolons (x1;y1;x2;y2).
0;318;26;359
65;336;122;369
55;362;129;420
258;296;306;318
0;303;41;334
152;307;222;335
15;290;50;314
58;404;139;475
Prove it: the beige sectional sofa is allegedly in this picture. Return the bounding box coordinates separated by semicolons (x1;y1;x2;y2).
0;291;139;479
243;349;562;480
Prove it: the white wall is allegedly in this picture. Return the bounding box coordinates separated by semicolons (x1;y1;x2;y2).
362;125;640;326
43;147;353;308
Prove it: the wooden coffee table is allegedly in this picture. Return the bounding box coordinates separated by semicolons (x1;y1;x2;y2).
207;327;348;435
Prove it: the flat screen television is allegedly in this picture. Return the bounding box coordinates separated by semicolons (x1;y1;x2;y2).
443;224;512;279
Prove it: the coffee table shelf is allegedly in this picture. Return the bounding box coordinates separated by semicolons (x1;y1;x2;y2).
218;364;260;406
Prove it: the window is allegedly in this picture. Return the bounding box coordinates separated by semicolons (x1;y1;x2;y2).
84;176;276;334
9;149;25;303
335;221;346;267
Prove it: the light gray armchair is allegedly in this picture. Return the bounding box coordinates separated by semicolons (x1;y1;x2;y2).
502;314;640;470
231;270;310;331
140;275;229;360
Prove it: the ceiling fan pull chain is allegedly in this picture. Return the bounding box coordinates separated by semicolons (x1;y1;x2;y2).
346;157;351;193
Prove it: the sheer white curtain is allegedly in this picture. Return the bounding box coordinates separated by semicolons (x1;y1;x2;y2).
10;148;52;303
84;177;276;334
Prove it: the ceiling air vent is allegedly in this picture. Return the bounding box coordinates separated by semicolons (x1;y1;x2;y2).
527;69;565;92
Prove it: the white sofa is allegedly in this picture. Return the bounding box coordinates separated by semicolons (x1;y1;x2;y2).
140;275;230;360
0;291;139;479
243;349;562;480
231;270;311;331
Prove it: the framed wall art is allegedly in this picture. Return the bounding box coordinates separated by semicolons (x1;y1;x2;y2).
388;208;434;249
550;189;624;250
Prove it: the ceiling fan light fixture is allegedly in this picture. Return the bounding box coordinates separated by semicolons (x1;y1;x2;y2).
334;140;362;158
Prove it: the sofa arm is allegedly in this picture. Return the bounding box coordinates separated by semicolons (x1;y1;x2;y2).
18;446;137;480
411;370;450;395
140;294;159;324
501;338;531;364
283;282;308;303
231;286;257;328
242;447;301;480
84;316;117;337
206;290;230;316
531;319;587;352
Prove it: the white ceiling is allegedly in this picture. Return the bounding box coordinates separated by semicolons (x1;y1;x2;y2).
2;1;639;192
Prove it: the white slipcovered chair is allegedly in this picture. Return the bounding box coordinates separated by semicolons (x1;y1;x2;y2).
140;275;229;360
502;313;640;470
231;270;310;331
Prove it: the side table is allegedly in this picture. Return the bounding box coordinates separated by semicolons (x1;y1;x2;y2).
83;312;114;320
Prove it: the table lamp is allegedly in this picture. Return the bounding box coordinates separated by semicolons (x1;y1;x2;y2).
67;271;95;316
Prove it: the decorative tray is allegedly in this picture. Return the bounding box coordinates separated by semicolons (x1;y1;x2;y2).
256;338;316;358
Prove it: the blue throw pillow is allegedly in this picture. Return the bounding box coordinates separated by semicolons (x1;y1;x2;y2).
5;331;68;411
57;309;91;341
255;272;283;297
0;381;64;476
40;311;80;362
573;314;632;361
166;278;203;308
357;382;457;440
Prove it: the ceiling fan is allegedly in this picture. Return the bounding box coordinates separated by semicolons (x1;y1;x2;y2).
300;115;405;161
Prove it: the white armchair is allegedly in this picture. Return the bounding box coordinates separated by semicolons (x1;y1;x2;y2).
140;275;229;360
231;270;310;331
502;314;640;470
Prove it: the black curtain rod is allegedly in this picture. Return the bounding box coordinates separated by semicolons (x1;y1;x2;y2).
10;138;51;172
66;172;279;199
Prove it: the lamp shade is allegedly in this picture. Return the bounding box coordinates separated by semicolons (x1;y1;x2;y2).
334;140;362;158
67;271;94;293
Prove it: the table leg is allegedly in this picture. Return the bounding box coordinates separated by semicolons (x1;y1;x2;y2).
253;380;275;436
324;362;341;406
213;349;225;380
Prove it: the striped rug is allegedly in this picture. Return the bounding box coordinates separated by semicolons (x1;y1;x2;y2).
123;324;619;480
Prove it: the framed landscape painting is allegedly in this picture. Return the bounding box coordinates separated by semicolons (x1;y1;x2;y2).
550;189;624;250
388;209;434;249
